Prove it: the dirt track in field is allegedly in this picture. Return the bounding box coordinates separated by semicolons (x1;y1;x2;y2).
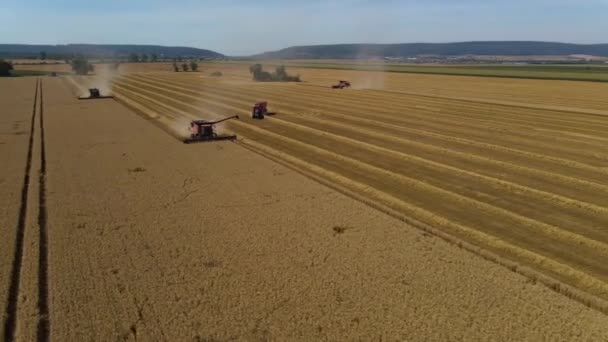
3;66;608;340
0;77;40;342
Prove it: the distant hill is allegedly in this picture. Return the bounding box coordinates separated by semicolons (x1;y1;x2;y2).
0;44;224;59
253;41;608;59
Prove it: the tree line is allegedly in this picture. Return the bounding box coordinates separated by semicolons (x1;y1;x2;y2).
249;64;301;82
0;59;13;76
1;54;201;77
69;55;119;75
34;50;203;64
172;61;199;72
128;53;159;63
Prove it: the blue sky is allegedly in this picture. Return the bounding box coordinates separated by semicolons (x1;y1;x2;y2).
1;0;607;55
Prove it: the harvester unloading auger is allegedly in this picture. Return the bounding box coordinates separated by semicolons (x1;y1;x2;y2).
183;115;240;144
78;88;114;100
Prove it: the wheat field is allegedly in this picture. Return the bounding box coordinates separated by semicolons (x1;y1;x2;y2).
61;63;608;306
4;62;608;339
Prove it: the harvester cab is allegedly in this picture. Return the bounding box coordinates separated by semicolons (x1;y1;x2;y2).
251;101;275;120
78;88;114;100
332;80;351;89
252;101;268;120
183;115;240;144
90;88;101;97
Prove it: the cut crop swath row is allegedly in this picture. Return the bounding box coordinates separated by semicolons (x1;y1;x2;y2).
131;74;608;178
147;73;605;160
145;74;608;151
287;71;608;110
360;74;608;111
289;80;608;130
170;73;608;132
278;63;608;105
135;76;608;168
129;74;608;180
114;77;601;248
354;89;608;131
110;76;608;304
123;75;608;198
201;78;608;158
379;81;608;110
115;76;608;230
266;84;608;143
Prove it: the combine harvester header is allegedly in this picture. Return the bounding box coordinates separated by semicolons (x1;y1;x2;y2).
332;80;351;89
78;88;114;100
183;115;240;144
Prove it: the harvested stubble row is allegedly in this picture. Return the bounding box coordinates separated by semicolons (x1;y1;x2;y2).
233;64;608;111
72;72;608;306
134;74;608;166
195;62;608;110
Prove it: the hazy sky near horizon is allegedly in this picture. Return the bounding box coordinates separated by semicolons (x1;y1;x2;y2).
2;0;607;55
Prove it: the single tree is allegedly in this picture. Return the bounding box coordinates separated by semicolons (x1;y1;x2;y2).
272;65;292;81
249;64;272;81
128;53;140;63
40;51;47;60
70;55;94;75
173;62;179;72
141;54;149;63
0;59;14;76
190;60;198;72
181;63;189;72
275;65;287;79
249;63;263;75
151;53;158;62
249;63;299;82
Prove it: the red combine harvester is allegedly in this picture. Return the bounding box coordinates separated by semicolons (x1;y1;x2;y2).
183;115;239;144
78;88;114;100
332;80;351;89
252;101;275;119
